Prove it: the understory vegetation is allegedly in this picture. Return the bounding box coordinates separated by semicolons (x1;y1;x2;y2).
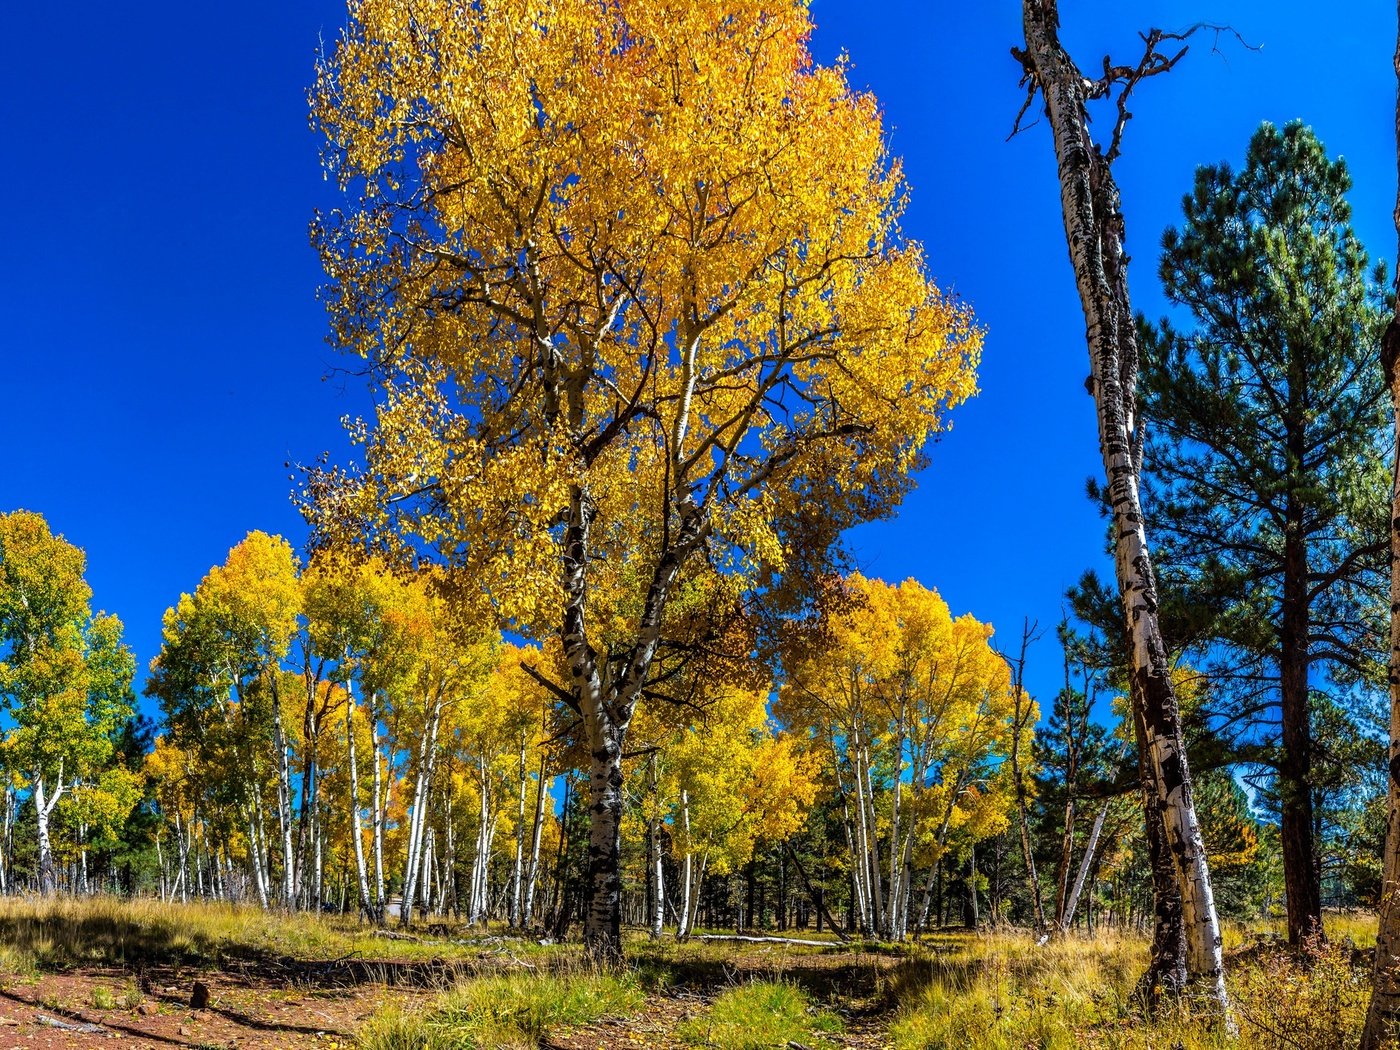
0;896;1382;1048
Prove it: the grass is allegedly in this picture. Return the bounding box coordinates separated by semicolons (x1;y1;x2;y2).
0;895;1385;1048
886;920;1382;1050
356;970;644;1050
0;895;564;972
677;980;844;1048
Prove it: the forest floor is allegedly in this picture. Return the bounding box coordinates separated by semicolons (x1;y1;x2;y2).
0;898;1382;1049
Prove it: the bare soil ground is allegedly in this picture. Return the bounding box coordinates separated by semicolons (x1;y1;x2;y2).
0;945;898;1049
0;965;427;1049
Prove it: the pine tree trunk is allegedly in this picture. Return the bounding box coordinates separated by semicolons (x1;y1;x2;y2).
1361;24;1400;1038
1017;2;1229;1021
1280;532;1321;945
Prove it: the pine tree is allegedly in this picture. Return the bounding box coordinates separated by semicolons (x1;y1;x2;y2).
1138;120;1391;945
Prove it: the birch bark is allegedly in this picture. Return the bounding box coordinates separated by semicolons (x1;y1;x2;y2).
1017;1;1228;1019
270;673;296;909
522;756;548;927
399;690;443;927
33;768;64;896
510;734;529;927
345;696;376;922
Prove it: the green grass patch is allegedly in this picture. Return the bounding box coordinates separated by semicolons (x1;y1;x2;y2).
677;980;843;1049
357;970;644;1050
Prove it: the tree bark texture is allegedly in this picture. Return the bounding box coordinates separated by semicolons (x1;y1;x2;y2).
1018;1;1228;1020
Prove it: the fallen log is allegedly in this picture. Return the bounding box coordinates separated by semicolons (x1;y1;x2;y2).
36;1014;105;1034
696;934;841;948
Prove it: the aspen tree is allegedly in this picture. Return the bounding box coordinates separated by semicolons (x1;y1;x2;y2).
310;0;979;961
780;575;1021;939
0;511;136;896
1015;3;1230;1019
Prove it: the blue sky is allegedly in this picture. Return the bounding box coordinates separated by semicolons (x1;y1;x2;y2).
0;2;1394;716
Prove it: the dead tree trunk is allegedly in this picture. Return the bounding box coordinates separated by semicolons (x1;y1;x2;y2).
1004;620;1047;931
1015;2;1229;1022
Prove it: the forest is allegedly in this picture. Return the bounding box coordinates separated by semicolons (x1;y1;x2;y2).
3;0;1400;1047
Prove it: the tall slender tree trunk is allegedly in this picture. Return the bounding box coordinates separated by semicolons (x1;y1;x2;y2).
245;805;270;909
0;785;12;895
832;756;868;932
346;696;375;922
677;790;694;941
522;755;548;927
1054;792;1076;928
1280;522;1321;945
33;772;63;897
1132;674;1188;1006
1361;17;1400;1044
269;674;297;909
1006;623;1048;931
1063;800;1109;931
510;734;529;927
647;753;664;940
370;702;386;918
965;845;980;929
884;723;905;939
400;694;443;927
1016;2;1229;1021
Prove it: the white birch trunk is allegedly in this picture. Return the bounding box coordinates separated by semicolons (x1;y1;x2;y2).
245;806;270;909
371;705;386;917
648;754;664;940
522;758;548;927
346;695;375;922
1063;801;1110;931
270;674;296;908
884;722;904;939
1018;2;1229;1020
399;693;442;927
33;767;64;897
510;735;528;927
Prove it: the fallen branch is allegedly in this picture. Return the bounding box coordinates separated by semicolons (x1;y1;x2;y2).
36;1014;104;1034
372;929;424;942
